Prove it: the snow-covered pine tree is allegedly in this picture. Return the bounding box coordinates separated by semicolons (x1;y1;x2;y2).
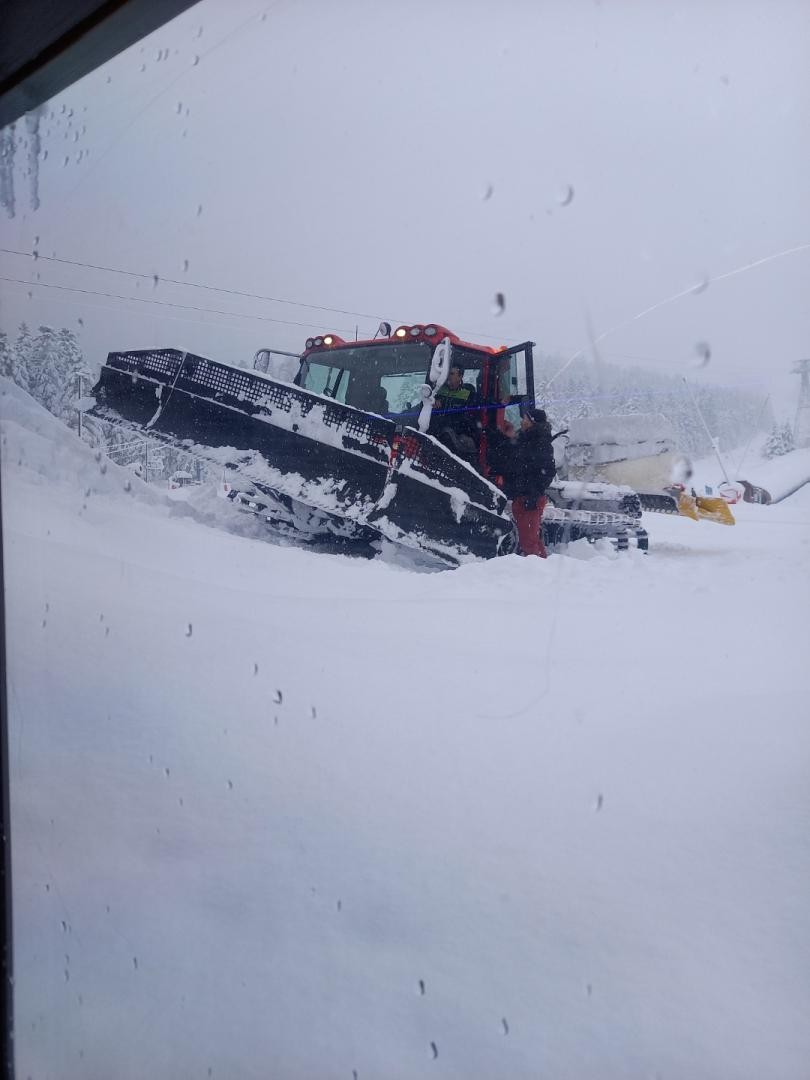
0;330;11;380
26;324;86;427
762;421;795;458
7;322;34;392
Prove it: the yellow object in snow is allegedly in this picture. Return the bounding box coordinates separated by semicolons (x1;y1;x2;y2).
676;490;700;521
694;495;735;526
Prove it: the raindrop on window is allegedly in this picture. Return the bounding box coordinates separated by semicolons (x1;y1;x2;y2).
176;102;183;115
152;274;159;289
691;276;710;295
482;182;494;201
185;622;193;637
693;341;711;368
193;55;200;66
273;689;283;704
183;259;189;273
196;204;203;217
501;1018;509;1035
492;292;506;316
557;183;575;207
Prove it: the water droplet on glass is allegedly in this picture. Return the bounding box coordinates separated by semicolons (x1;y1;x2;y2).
492;292;506;316
152;274;159;289
106;75;112;84
185;622;193;637
482;182;494;201
253;662;259;675
693;341;711;368
183;259;190;273
273;689;283;704
78;317;84;326
671;455;693;485
418;979;425;995
193;55;200;66
164;767;170;777
196;26;203;38
691;276;710;295
430;1042;438;1060
176;102;183;115
140;64;146;73
594;793;604;811
227;780;233;790
557;183;575;207
501;1017;509;1035
196;203;203;216
63;156;69;167
133;957;138;970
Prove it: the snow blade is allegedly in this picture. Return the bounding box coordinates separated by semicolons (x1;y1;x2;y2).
89;348;516;566
694;494;735;526
637;488;734;525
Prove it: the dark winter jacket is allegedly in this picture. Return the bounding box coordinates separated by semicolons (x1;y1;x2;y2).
488;421;556;505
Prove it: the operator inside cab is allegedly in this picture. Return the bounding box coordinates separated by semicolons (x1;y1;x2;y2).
430;364;480;460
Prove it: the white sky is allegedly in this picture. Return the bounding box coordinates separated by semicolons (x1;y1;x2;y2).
1;0;808;415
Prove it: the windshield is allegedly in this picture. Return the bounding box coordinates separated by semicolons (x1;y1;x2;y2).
299;342;433;415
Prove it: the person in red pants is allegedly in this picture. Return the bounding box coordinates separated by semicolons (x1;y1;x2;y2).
512;492;549;557
489;407;556;557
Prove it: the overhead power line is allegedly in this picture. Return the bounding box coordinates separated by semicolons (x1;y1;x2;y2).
0;246;509;345
0;276;356;335
0;246;387;322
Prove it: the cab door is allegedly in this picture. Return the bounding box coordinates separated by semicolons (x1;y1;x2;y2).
489;341;535;430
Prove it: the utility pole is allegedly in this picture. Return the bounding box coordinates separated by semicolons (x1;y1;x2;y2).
682;376;731;483
791;359;810;449
75;369;91;441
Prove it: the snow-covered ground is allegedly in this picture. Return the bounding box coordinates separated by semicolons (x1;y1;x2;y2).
3;379;810;1080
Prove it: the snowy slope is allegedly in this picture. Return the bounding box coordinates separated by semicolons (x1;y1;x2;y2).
3;379;810;1080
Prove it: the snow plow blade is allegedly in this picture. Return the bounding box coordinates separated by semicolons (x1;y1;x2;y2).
88;349;516;566
637;488;733;525
694;495;735;526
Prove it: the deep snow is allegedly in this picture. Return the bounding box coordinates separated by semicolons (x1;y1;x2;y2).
2;379;809;1079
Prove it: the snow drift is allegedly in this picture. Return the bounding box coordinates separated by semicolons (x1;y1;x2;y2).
3;379;810;1079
